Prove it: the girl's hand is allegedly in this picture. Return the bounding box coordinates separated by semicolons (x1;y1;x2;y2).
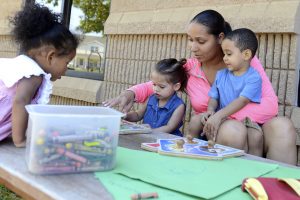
102;90;135;113
203;113;222;141
14;140;26;148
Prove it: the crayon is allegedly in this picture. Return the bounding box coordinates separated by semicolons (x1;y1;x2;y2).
42;166;76;173
130;192;158;200
39;154;62;164
56;147;88;163
75;150;106;157
83;140;111;148
78;165;105;172
73;143;104;153
52;133;101;143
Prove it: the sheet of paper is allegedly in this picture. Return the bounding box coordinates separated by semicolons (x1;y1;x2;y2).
263;166;300;178
95;172;199;200
96;147;278;199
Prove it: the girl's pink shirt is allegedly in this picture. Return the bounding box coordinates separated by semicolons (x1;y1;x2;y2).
129;56;278;124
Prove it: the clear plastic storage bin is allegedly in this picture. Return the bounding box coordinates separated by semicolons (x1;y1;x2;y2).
25;105;124;175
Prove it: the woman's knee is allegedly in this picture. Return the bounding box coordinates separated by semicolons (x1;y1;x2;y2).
217;120;247;148
263;116;296;141
262;116;297;164
247;128;263;148
249;130;263;144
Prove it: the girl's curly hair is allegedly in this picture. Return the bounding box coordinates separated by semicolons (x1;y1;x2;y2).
10;3;79;55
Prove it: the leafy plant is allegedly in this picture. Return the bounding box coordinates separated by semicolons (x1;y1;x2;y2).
0;185;22;200
41;0;110;34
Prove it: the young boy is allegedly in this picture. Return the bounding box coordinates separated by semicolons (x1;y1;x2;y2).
202;28;264;156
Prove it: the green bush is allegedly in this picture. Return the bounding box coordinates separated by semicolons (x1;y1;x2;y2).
0;185;22;200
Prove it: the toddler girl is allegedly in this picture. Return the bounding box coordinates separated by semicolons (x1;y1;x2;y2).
0;3;79;147
125;58;188;136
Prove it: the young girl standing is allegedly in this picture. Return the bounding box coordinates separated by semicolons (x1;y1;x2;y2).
0;3;79;147
124;58;188;136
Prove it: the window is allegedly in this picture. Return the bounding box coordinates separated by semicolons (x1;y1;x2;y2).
79;58;84;66
35;0;110;80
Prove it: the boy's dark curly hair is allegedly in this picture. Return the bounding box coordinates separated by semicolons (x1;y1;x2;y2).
10;3;79;55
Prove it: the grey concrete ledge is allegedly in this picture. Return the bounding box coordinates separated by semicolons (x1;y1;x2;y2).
105;1;300;34
52;76;103;103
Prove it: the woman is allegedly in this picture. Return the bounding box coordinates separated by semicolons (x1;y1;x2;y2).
103;10;297;165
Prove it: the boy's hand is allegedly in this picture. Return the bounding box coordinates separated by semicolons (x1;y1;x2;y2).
203;113;222;141
200;111;215;125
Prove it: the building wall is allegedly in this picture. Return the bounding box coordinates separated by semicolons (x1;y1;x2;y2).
0;1;22;58
1;0;300;164
102;1;300;119
3;0;298;123
100;0;300;164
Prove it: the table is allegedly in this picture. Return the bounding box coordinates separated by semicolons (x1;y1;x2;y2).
0;133;298;200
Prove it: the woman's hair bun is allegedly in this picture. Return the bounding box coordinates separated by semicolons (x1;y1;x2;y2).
178;58;187;66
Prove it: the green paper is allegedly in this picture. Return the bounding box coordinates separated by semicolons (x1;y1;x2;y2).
95;149;300;200
214;185;252;200
263;166;300;178
97;165;300;200
96;172;199;200
97;147;277;199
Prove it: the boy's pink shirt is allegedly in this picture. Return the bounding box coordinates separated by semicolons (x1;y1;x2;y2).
129;56;278;124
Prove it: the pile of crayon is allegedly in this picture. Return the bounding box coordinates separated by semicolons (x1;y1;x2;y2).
26;127;117;174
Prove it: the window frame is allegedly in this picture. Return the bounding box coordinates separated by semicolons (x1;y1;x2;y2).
30;0;106;81
62;0;105;81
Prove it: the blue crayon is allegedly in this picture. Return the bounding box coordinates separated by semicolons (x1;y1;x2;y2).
75;150;107;157
39;154;62;164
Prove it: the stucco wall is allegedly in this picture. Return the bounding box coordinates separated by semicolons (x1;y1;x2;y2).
0;1;22;58
1;0;300;164
100;0;300;164
101;0;300;116
1;0;300;121
105;0;300;34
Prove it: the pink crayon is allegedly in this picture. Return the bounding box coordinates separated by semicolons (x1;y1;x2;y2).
56;147;88;163
42;166;76;173
131;192;158;200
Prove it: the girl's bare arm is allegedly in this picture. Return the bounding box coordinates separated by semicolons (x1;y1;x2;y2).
12;75;43;147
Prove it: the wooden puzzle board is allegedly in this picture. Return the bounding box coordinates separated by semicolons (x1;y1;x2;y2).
157;138;244;160
119;120;152;134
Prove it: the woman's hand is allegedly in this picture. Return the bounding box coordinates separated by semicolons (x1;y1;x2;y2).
102;90;135;113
